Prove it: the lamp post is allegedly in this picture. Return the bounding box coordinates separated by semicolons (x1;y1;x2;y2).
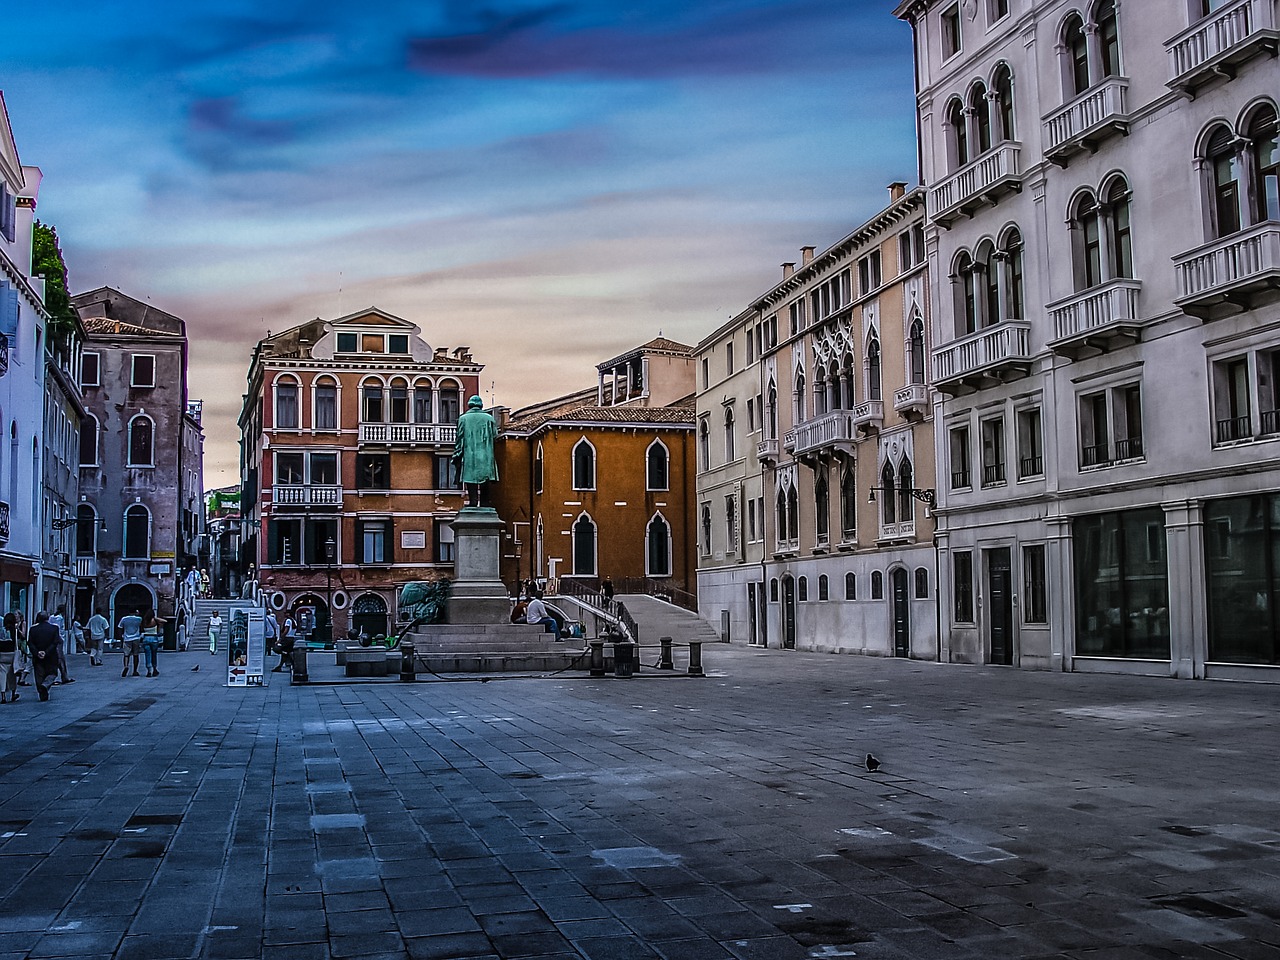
324;535;336;645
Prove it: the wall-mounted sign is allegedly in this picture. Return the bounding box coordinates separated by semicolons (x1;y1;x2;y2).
400;530;426;549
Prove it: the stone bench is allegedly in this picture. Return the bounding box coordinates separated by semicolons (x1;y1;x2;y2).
343;648;397;677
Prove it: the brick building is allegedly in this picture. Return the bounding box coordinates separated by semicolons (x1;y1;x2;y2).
239;308;480;639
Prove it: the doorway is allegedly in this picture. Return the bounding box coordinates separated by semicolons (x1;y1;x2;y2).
986;547;1014;665
891;568;910;657
781;575;796;649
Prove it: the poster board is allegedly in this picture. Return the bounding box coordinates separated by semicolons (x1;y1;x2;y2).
226;605;266;687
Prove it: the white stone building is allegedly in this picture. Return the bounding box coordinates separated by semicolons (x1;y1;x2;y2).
895;0;1280;678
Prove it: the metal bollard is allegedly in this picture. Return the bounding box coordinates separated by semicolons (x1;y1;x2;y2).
614;640;635;679
588;639;606;677
687;640;704;677
399;641;416;682
658;636;674;670
290;645;309;684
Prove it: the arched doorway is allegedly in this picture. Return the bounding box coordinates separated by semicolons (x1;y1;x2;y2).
891;568;910;657
781;575;797;650
351;593;388;640
112;583;155;643
292;593;329;645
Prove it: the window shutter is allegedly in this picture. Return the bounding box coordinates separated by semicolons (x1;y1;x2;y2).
0;283;19;339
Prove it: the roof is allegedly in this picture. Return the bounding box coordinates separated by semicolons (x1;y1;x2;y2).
505;396;696;434
81;317;177;338
597;336;692;371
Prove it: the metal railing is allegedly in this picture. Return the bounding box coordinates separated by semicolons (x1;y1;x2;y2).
1216;415;1252;443
1082;442;1112;467
1114;436;1144;460
1018;455;1044;478
1262;409;1280;435
554;579;640;644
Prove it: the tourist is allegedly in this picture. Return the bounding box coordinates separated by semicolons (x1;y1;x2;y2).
271;615;297;672
118;609;143;677
140;609;165;677
85;609;109;666
208;610;223;655
0;615;17;703
525;595;561;641
51;605;73;685
28;611;61;701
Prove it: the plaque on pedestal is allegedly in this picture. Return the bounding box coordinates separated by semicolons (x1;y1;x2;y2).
448;506;511;623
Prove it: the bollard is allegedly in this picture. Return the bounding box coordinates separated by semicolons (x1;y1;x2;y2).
399;641;416;682
658;636;674;670
290;644;309;684
588;639;606;677
687;640;704;677
614;640;635;679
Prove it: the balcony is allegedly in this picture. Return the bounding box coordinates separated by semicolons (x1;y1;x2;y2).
893;383;929;418
1047;279;1145;358
791;412;857;460
1173;223;1280;319
75;556;98;579
756;437;780;463
1165;0;1279;94
850;400;884;434
1042;77;1130;166
933;321;1033;395
272;484;344;509
358;423;457;446
928;142;1023;228
783;429;798;454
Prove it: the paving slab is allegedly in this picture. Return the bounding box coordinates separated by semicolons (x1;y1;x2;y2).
2;647;1280;958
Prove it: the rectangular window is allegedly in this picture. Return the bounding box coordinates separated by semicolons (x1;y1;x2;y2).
1215;357;1254;443
954;551;975;622
1017;407;1044;479
305;518;338;565
1074;509;1171;659
950;425;972;489
857;251;882;296
1117;385;1143;460
310;452;338;486
1023;544;1047;624
131;354;156;388
899;231;914;271
747;498;757;542
1205;494;1280;665
269;518;303;566
990;0;1009;22
1081;383;1144;465
746;326;754;364
789;300;804;337
81;352;100;387
941;4;962;59
361;334;384;353
980;417;1006;486
434;520;456;563
276;452;304;485
336;332;358;352
388;334;409;354
315;384;337;430
355;453;390;491
725;495;738;552
746;397;756;432
1080;391;1111;467
702;358;710;389
726;341;734;375
358;519;392;564
435;454;461;490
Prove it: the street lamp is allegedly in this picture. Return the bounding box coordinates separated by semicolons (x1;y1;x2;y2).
324;535;336;645
868;486;936;507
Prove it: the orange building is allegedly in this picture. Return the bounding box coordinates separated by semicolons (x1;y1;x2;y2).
239;308;480;638
492;339;697;599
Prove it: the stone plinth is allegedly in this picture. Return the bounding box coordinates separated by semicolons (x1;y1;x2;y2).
449;506;510;624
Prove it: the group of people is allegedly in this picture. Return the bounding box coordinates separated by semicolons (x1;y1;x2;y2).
0;607;79;703
206;608;297;672
183;566;213;600
510;581;563;641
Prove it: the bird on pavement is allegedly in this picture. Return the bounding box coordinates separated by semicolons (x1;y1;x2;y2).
865;754;881;772
190;665;200;672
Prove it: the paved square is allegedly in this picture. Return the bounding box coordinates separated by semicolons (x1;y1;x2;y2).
2;647;1279;959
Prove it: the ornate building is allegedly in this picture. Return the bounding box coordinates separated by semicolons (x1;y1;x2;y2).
239;308;480;639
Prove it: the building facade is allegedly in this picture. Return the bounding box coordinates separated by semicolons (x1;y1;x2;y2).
492;338;697;598
41;318;86;620
897;0;1280;678
239;308;479;640
72;287;204;628
706;185;938;657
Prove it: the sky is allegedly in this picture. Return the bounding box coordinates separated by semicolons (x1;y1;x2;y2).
0;0;919;488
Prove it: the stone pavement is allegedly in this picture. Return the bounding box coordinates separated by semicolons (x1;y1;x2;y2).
1;646;1279;960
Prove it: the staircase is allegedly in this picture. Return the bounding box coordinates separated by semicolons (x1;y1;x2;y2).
186;599;244;650
606;594;721;647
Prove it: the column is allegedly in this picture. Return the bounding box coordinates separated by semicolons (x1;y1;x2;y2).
1046;515;1072;672
1163;499;1206;679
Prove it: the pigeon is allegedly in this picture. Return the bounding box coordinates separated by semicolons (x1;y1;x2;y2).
865;754;881;772
190;665;200;672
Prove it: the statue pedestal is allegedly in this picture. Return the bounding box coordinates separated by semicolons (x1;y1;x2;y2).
448;507;510;624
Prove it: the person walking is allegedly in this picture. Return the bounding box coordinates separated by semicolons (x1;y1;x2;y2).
6;612;30;687
208;610;223;655
199;569;211;598
50;606;74;685
28;611;61;702
140;609;165;677
118;609;143;677
602;578;614;604
525;595;561;641
0;615;18;704
85;609;109;666
271;615;297;672
71;618;85;655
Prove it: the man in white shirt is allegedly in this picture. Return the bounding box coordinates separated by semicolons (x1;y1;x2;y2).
525;596;561;641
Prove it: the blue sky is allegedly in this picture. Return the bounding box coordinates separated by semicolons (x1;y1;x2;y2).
1;0;918;483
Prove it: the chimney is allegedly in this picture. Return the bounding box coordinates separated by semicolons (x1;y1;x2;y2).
782;262;795;280
800;245;815;266
888;181;908;202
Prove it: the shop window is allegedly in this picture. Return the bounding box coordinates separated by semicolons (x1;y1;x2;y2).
1073;509;1170;659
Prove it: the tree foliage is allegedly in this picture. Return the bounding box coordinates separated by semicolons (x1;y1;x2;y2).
32;220;78;336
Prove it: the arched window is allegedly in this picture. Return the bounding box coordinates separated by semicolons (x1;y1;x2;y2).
776;490;787;544
881;461;897;525
572;439;596;490
646;440;669;491
438;383;461;424
275;378;299;429
413;381;433;423
970;83;992;154
787;484;799;542
814;469;830;545
794;371;806;423
314;378;338;430
75;505;97;556
1065;14;1090;96
388;378;410;424
866;338;882;401
954;252;978;335
361;381;384;423
845;571;857;600
767;381;778;438
871;570;884;599
1097;1;1120;78
128;415;154;467
813;366;828;416
1249;106;1280;224
841;468;857;539
909;318;926;385
1105;177;1134;279
724;407;736;461
1072;192;1103;290
124;505;150;559
704;503;715;554
1004;230;1025;319
1207;125;1242;238
798;576;808;602
533;442;544;493
993;63;1015;141
818;575;829;601
770;578;779;602
699;419;710;470
946;97;969;169
842;354;857;409
915;567;930;599
976;241;1000;325
79;413;98;467
572;514;597;576
898;457;914;524
646;514;672;577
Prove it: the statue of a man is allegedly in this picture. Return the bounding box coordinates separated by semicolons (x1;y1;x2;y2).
452;395;498;508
